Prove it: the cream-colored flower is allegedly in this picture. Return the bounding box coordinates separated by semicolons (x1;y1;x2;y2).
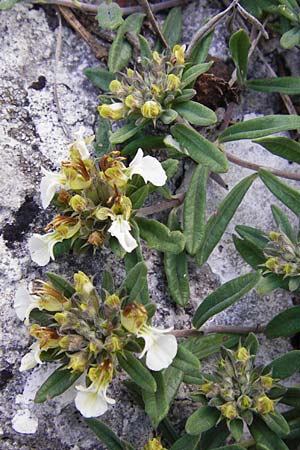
128;148;167;186
20;342;42;372
137;325;177;371
40;168;66;209
108;216;137;253
70;127;94;160
28;232;63;267
14;285;39;325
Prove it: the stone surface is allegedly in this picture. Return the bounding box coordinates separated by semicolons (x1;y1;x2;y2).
0;2;299;450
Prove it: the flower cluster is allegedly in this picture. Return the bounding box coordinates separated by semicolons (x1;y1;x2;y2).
199;345;279;428
29;130;167;265
143;438;167;450
263;231;300;281
15;271;177;418
98;45;188;124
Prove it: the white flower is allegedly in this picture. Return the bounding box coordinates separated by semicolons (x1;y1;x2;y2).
129;148;167;186
14;285;39;325
138;325;177;371
75;380;115;418
108;215;137;253
40;167;66;209
20;342;42;372
28;232;63;266
71;127;94;160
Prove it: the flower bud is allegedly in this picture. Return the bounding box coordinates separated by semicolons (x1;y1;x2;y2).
68;351;89;372
152;51;162;64
166;74;181;91
88;231;105;247
201;382;213;394
127;68;135;77
256;395;274;414
265;257;280;272
125;94;142;109
105;294;121;309
269;231;281;242
104;335;123;353
74;271;94;296
235;347;251;363
109;80;123;95
260;375;273;389
143;438;166;450
88;360;114;384
57;189;71;205
69;194;87;212
151;84;161;96
172;44;186;65
141;100;162;119
219;401;238;420
121;302;148;334
59;335;84;351
98;103;127;120
238;395;252;409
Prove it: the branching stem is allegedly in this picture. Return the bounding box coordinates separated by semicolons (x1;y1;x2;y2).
172;324;266;338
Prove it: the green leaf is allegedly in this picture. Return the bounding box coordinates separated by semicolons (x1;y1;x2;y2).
193;272;260;329
138;34;153;60
229;418;244;442
130;185;149;209
161;159;179;179
233;235;266;269
94;116;113;156
84;68;115;91
171;123;228;173
229;29;251;84
210;446;246;450
108;13;145;72
172;344;200;375
219;115;300;143
271;204;296;243
156;7;182;52
235;225;268;250
110;121;148;144
164;209;190;307
170;434;200;450
174;89;197;104
200;420;229;449
101;270;115;300
34;366;81;403
188;30;214;64
45;272;75;298
261;411;290;438
29;309;53;327
119;261;148;303
250;416;289;450
185;406;220;435
196;174;257;266
0;0;19;9
265;306;300;338
257;273;288;295
244;332;259;356
117;351;157;393
135;217;186;254
264;350;300;379
280;27;300;49
96;2;124;30
247;77;300;95
280;387;300;408
163;366;184;407
259;169;300;216
181;62;213;88
142;371;168;428
158;418;180;445
121;135;165;156
181;334;239;360
183;165;208;256
254;136;300;163
174;101;217;126
85;418;134;450
160;109;178;125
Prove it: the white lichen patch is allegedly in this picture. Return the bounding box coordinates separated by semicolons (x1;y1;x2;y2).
11;409;38;434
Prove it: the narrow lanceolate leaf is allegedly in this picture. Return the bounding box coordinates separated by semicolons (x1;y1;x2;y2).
164;209;190;307
185;406;220;435
280;387;300;408
247;77;300;95
235;225;268;250
257;273;288;295
130;185;149;209
85;419;134;450
136;217;186;254
219;115;300;143
196;174;257;266
101;270;115;300
163;366;184;407
108;13;145;72
271;204;296;243
95;116;112;156
181;62;213;88
34;367;81;403
142;371;169;428
174;101;217;126
110;121;148;145
170;434;200;450
229;29;251;84
254;136;300;163
264;351;300;379
119;261;147;303
233;234;266;269
121;135;165;156
155;7;182;52
265;307;300;338
83;68;115;91
193;272;260;329
250;416;289;450
45;272;75;298
183;165;208;256
259;169;300;216
171;123;228;173
261;411;290;438
187;30;214;64
172;344;200;375
117;351;157;393
181;334;239;360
